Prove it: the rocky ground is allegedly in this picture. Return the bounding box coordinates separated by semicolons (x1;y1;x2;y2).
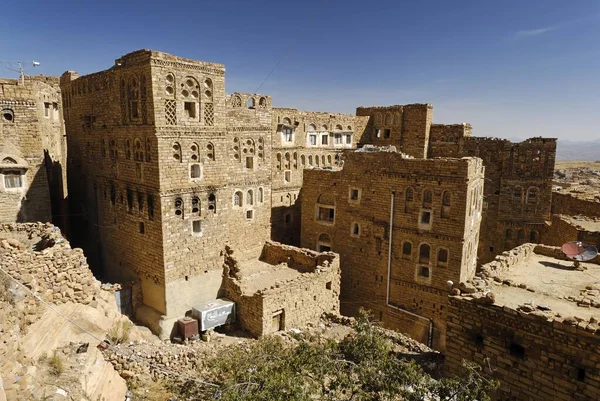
553;161;600;201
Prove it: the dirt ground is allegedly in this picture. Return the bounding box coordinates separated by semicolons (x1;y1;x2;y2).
554;160;600;201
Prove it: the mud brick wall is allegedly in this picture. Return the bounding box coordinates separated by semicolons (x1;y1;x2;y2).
300;150;484;349
356;104;432;159
552;192;600;218
427;123;471;158
446;296;600;401
542;214;600;249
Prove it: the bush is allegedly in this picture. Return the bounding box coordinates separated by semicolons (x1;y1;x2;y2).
48;350;64;376
108;320;133;345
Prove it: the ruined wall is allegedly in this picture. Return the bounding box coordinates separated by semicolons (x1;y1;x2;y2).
356;104;432;159
300;150;484;349
427;123;471;158
224;242;340;337
270;108;368;245
446;296;600;401
542;214;600;249
0;76;66;225
552;192;600;218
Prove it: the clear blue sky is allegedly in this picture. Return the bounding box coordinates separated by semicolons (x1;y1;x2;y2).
2;0;599;140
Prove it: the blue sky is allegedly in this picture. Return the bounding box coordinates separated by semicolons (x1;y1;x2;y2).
1;0;599;140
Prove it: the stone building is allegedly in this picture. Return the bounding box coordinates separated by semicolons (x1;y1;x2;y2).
270;108;368;245
446;244;600;401
0;76;67;226
300;148;485;349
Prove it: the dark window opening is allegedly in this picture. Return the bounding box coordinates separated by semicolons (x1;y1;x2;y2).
418;266;430;278
184;102;196;118
208;193;216;213
246;210;253;219
402;242;412;256
175;198;183;217
474;334;484;347
326;281;332;290
578;368;586;382
352;223;360;236
192;220;201;234
126;189;133;213
138;222;145;234
350;189;359;201
384;129;391;138
137;192;144;212
509;342;525;359
419;244;430;264
246;156;254;169
437;248;448;265
318;207;335;222
421;211;431;224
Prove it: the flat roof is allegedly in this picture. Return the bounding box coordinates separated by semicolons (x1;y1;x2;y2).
236;259;302;295
491;252;600;320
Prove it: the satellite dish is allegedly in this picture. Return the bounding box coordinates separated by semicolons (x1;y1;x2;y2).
561;241;598;270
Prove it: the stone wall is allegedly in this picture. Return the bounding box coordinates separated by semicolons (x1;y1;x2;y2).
0;76;67;226
224;241;340;337
356;104;432;159
300;149;484;349
542;214;600;250
446;295;600;401
552;192;600;218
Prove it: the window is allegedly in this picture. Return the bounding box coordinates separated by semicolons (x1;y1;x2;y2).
3;171;23;189
376;129;382;138
437;249;448;266
134;138;144;161
191;197;200;214
349;188;360;201
514;186;522;199
234;191;242;207
402;242;412;258
308;155;313;165
346;134;352;144
109;139;118;159
44;102;50;118
284;170;291;183
192;220;202;235
317;233;332;252
110;184;116;206
282;128;293;142
258;188;264;203
246;190;254;205
351;223;360;236
172;142;181;161
138;222;145;234
505;229;513;240
334;134;342;145
147;194;154;220
52;103;58;118
419;244;430;264
208;193;216;213
418;266;430;278
423;189;432;205
442;191;451;206
137;192;144;212
318;207;335;222
2;108;14;122
190;164;201;179
405;187;414;202
420;210;431;224
190;143;199;162
284;212;292;225
309;135;317;145
384;129;391;139
126;189;133;213
517;229;525;240
246;156;254;169
509;342;525;359
184;102;196;118
321;135;328;145
307;124;316;132
530;230;539;242
246;210;253;219
527;187;538;204
175;198;184;217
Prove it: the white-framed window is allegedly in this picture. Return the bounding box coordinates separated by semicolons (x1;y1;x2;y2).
246;210;253;220
190;163;202;179
345;134;352;145
44;103;50;118
334;134;343;145
3;170;23;189
282;128;293;143
321;135;329;145
309;134;317;146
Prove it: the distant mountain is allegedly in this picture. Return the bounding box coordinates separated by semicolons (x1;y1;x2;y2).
556;139;600;161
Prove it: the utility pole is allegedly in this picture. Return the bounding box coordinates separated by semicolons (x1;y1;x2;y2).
0;60;41;87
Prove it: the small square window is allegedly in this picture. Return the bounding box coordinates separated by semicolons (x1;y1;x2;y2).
192;220;202;234
350;188;360;201
284;170;291;183
246;156;254;169
246;210;253;219
384;129;391;138
326;281;332;290
184;102;196;119
421;211;431;224
190;164;201;179
418;266;430;278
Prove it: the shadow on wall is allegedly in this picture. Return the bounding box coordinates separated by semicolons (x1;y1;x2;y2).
43;150;68;234
14;164;53;223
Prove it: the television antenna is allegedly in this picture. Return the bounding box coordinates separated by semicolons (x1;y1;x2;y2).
0;60;41;86
561;241;598;270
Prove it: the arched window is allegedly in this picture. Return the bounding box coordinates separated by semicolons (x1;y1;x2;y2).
419;244;431;264
206;142;215;161
321;124;328;131
301;155;306;166
393;112;400;126
246;190;254;205
347;125;352;131
423;189;433;205
191;196;200;215
517;229;525;240
234;191;243;206
127;75;141;121
505;229;513;239
109;139;118;159
282;117;292;125
247;97;255;109
530;231;539;242
125;139;132;160
442;191;451;206
208;193;216;213
335;124;343;131
402;242;412;258
321;155;326;165
134;138;144;161
1;108;14;123
307;124;316;132
405;187;414;202
308;155;313;165
231;95;242;108
174;198;184;218
190;143;199;162
527;187;539;204
1;157;17;164
315;156;320;166
258;188;263;203
172;142;182;161
327;155;332;165
259;97;267;108
385;112;392;125
317;193;335;223
375;113;382;124
317;233;332;252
